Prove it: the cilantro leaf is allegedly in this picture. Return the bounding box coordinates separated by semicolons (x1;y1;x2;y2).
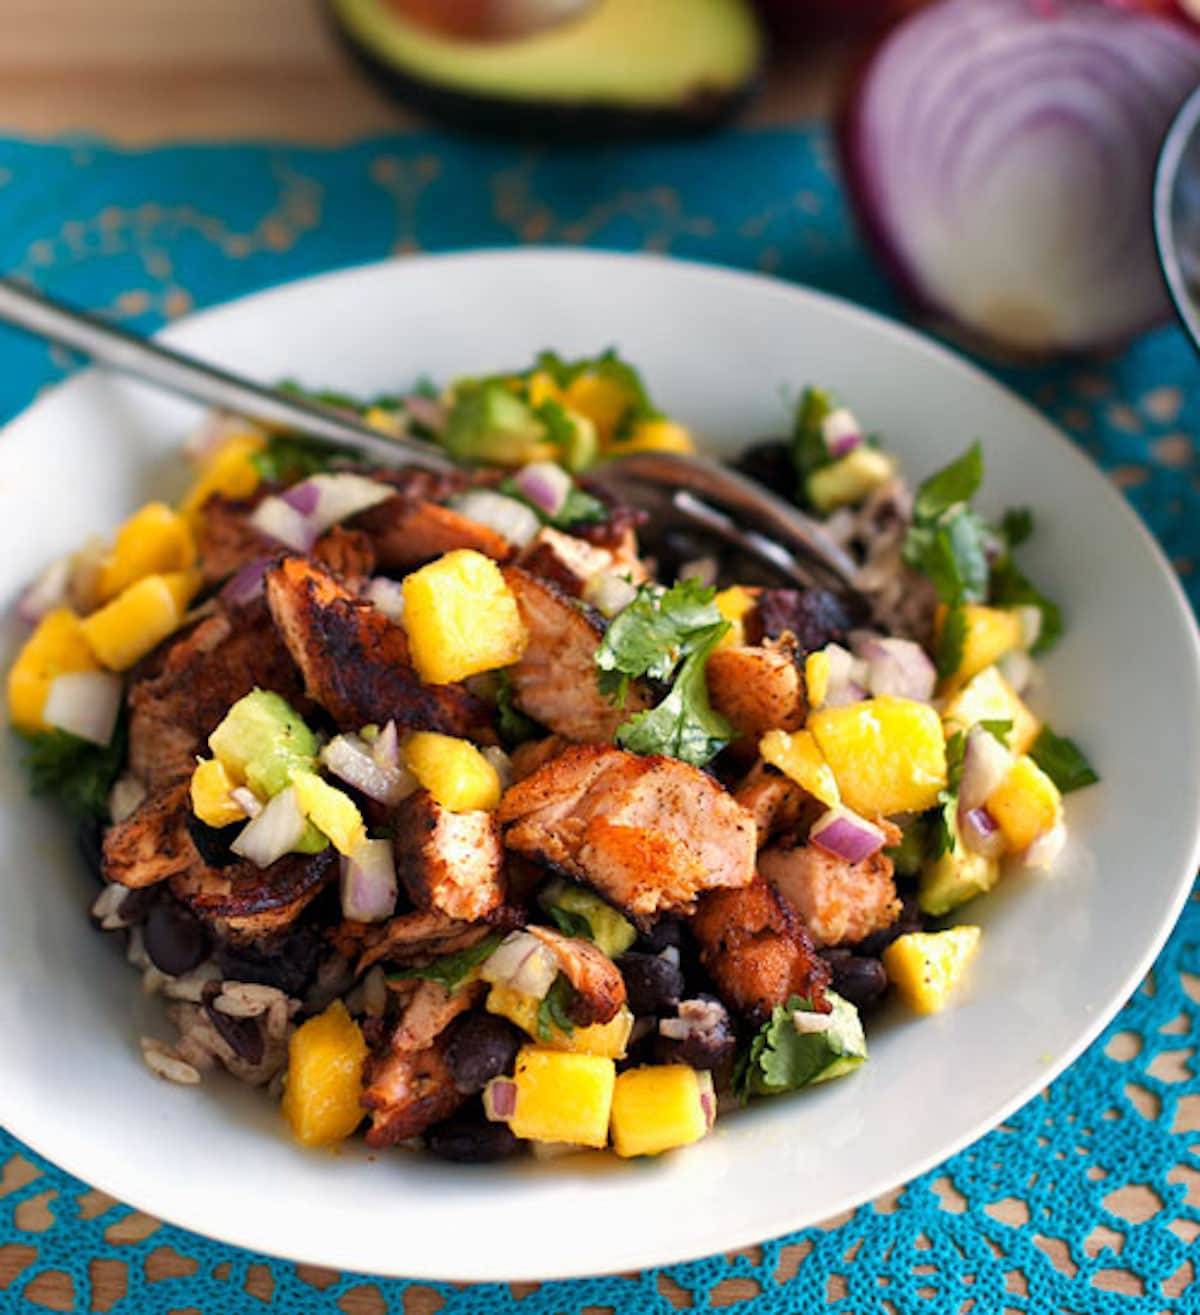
495;671;539;748
914;442;984;522
935;605;968;681
251;433;350;485
734;993;866;1101
386;933;504;994
547;906;593;939
615;625;733;768
929;731;967;860
596;579;726;700
791;386;838;497
979;719;1013;747
556;484;607;527
17;722;127;819
536;976;577;1042
904;510;990;606
989;556;1063;656
1002;506;1034;549
1030;727;1099;794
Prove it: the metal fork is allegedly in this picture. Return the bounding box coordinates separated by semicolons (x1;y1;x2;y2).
0;277;862;596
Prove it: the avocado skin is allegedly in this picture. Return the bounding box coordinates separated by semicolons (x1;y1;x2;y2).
324;1;760;142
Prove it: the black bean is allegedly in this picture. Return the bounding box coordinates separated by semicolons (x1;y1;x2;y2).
144;898;211;976
215;925;323;998
854;895;921;958
77;817;105;886
203;996;265;1066
427;1114;521;1164
186;814;242;869
653;994;737;1073
754;587;863;650
443;1012;524;1094
821;948;888;1010
636;919;684;954
618;952;684;1017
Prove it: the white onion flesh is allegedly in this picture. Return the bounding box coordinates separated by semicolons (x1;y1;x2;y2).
321;733;417;805
482;745;514;792
231;787;307;868
249;496;315;552
451;490;541;548
792;1010;836;1035
959;724;1014;813
1024;821;1068;871
853;633;936;702
960;805;1006;860
364;577;406;622
843;0;1200;353
340;838;398;922
480;931;559;1000
42;671;122;746
17;555;72;624
584;571;639;618
230;786;263;819
821;408;863;457
821;643;870;707
997;648;1036;696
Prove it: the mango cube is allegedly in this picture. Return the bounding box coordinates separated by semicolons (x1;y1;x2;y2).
883;927;981;1015
181;432;265;519
808;696;947;816
6;608;100;732
96;502;196;603
985;755;1062;853
563;372;635;447
190;758;246;828
281;1000;368;1146
941;665;1041;756
291;771;366;855
714;585;757;649
759;728;839;807
610;1065;709;1159
80;571;197;671
607;418;695;456
508;1047;616;1147
404;731;501;811
805;650;831;709
526;370;567;410
486;984;633;1060
402;549;527;684
939;605;1023;689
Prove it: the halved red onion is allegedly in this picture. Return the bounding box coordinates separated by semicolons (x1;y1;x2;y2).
404;393;449;435
231;787;307;868
17;555;72;625
822;643;870;707
959;805;1006;860
42;671;122;746
364;577;406;623
959;724;1014;812
853;633;936;702
810;806;886;864
584;571;639;618
822;407;864;457
513;460;572;519
1024;821;1067;870
483;1077;518;1122
340;838;397;922
480;931;558;999
321;732;416;805
841;0;1200;353
230;786;263;820
451;489;541;548
249;496;316;552
372;720;400;769
696;1070;717;1131
220;556;273;608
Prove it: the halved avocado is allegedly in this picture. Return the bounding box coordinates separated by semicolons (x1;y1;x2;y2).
327;0;763;140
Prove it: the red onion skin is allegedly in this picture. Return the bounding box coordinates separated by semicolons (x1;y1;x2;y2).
220;557;273;608
811;810;886;864
829;434;863;458
282;481;321;516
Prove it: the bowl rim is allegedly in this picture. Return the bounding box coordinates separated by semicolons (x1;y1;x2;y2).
1154;80;1200;356
3;246;1200;1281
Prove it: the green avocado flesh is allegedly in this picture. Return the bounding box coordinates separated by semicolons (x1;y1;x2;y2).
918;833;998;917
539;878;637;958
208;690;319;800
327;0;762;138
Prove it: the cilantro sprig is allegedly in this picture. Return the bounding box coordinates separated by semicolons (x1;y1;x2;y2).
536;976;578;1042
733;993;866;1102
386;933;504;994
17;722;127;820
929;730;968;861
1030;726;1099;794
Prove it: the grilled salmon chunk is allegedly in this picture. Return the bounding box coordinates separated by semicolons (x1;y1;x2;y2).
691;876;830;1021
516;526;623;597
759;828;902;948
355;496;510;571
361;1038;463;1147
706;642;806;745
265;556;493;738
393;789;505;922
497;745;756;918
102;781;202;888
734;762;819;847
357;910;496;973
502;567;649;742
525;925;626;1025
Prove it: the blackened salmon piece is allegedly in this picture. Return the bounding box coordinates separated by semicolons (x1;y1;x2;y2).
354;497;512;572
361;1039;464;1147
393;790;505;922
706;641;806;746
357;910;495;974
102;781;201;889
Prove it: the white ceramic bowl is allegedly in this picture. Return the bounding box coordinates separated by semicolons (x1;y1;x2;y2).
1;250;1197;1282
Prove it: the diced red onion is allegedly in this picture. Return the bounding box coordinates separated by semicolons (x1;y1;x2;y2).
822;407;864;457
451;490;541;548
1023;820;1067;870
231;786;307;868
810;806;886;864
108;775;148;824
822;643;870;707
17;555;72;625
372;719;400;769
364;577;406;623
853;633;936;702
480;931;558;999
42;671;122;746
959;805;1006;859
584;571;639;618
483;1077;518;1122
841;0;1200;353
321;733;416;805
792;1009;836;1035
679;556;719;588
308;473;394;531
696;1070;717;1131
282;480;320;516
249;496;316;552
513;461;572;519
997;649;1036;696
230;786;263;820
220;557;272;608
404;393;449;434
959;724;1014;812
339;838;398;922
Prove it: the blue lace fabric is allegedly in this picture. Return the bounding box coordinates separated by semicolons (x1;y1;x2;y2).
0;129;1197;1315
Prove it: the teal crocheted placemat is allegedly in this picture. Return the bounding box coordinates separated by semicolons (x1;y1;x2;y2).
0;128;1196;1315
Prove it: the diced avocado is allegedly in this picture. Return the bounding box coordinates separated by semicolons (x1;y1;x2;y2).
208;689;318;799
886;817;926;879
326;0;762;142
918;815;1000;917
807;447;896;514
443;382;548;467
546;405;598;473
295;821;332;854
539;878;636;958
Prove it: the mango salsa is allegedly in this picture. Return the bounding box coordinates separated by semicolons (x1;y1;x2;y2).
804;650;831;709
563;372;635;447
404;731;501;812
607;418;695;457
95;502;196;603
610;1066;709;1158
190;758;245;828
281;1000;368;1147
714;585;757;650
985;755;1062;853
180;431;265;519
80;571;198;671
6;608;100;732
882;927;982;1014
402;549;527;684
507;1047;616;1147
808;696;947;816
938;604;1023;689
291;771;366;856
941;665;1041;756
486;984;633;1060
759;728;840;807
